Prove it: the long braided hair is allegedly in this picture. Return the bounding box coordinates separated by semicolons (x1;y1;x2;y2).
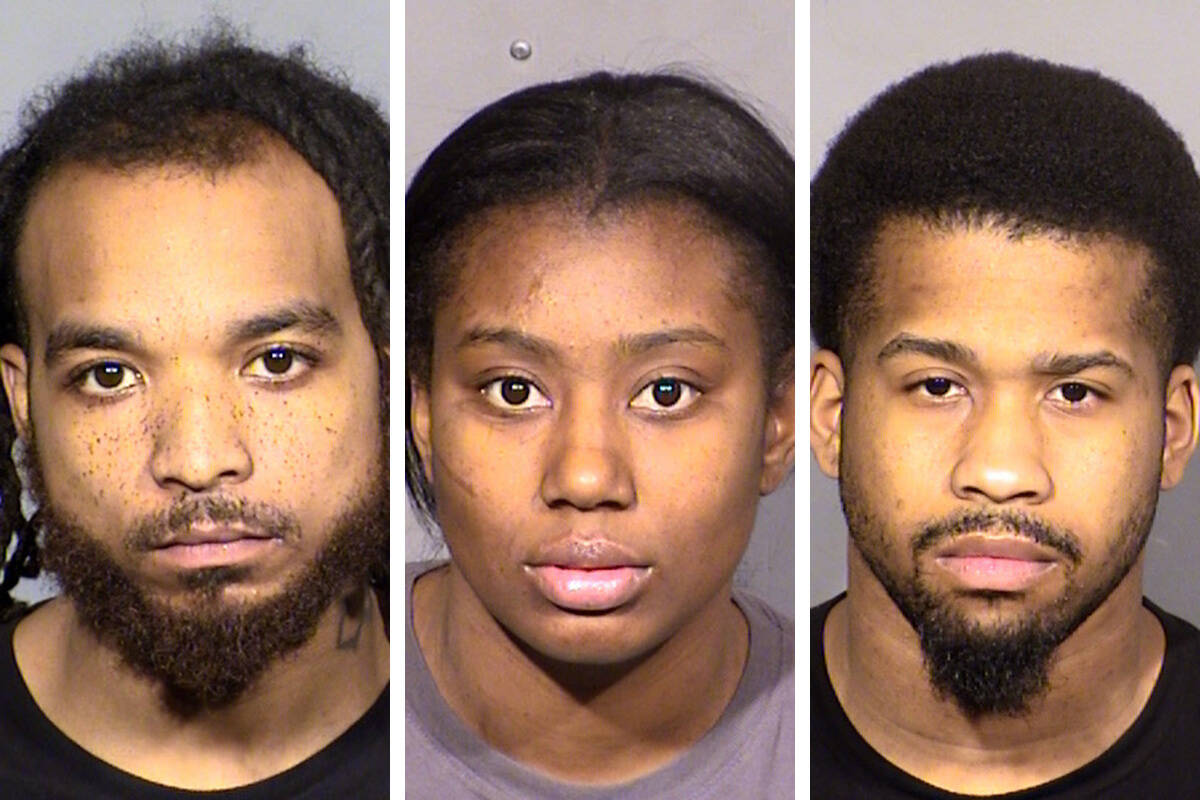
0;29;389;618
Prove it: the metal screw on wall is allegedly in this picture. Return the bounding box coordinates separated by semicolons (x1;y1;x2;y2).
509;39;532;61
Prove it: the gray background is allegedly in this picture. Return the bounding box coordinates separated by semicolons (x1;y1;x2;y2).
810;0;1200;627
406;0;796;616
2;0;387;604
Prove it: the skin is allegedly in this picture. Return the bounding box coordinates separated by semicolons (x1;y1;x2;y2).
0;142;388;789
810;217;1199;794
410;200;794;783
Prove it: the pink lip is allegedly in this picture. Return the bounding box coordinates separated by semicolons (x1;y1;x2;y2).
525;565;652;611
158;525;276;547
932;535;1059;591
151;526;282;569
525;536;652;611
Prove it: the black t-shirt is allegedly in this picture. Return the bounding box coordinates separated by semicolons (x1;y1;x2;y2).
812;594;1200;799
0;613;389;799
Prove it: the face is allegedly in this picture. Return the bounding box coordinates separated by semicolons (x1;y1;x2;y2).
412;200;793;665
811;217;1198;711
1;145;383;627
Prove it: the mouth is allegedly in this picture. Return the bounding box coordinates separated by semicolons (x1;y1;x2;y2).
525;537;652;612
931;535;1061;593
149;526;283;570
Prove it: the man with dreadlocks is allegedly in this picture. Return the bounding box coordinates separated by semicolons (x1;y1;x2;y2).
0;32;388;797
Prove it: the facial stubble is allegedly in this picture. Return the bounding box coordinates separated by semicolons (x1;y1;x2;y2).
839;471;1159;718
27;438;388;716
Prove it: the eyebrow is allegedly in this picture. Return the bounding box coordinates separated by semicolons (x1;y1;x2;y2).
44;323;141;367
616;327;728;356
877;333;1135;378
459;325;727;361
460;327;559;360
1030;351;1135;378
877;334;979;367
226;302;342;343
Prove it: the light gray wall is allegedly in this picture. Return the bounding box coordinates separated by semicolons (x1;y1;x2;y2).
810;0;1200;628
406;0;796;615
2;0;387;604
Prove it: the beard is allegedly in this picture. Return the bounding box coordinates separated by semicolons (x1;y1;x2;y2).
26;440;388;716
840;472;1158;718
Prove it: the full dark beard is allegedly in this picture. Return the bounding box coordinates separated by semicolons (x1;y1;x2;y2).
839;475;1158;718
34;479;387;716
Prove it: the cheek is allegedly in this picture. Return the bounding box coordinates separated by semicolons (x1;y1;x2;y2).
630;416;763;561
30;392;150;514
427;413;536;557
843;398;950;519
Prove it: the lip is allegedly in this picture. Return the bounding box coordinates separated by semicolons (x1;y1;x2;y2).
150;526;282;569
932;535;1060;592
156;525;276;547
525;536;652;611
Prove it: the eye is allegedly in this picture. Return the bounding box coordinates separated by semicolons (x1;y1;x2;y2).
480;376;551;411
1049;382;1098;406
630;378;702;413
243;345;312;382
74;361;142;396
912;376;966;400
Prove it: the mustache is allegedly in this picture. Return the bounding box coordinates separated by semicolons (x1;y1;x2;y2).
123;497;300;551
911;509;1083;565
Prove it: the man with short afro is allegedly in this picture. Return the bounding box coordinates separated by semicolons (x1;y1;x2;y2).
811;53;1200;797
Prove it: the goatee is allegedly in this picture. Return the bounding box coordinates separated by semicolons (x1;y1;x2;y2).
841;486;1157;717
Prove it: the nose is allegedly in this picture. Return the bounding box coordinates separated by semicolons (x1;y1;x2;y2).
539;392;635;511
149;381;252;492
950;392;1052;505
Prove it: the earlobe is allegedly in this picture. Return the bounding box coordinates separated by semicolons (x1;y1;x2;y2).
409;379;434;484
759;364;796;495
1160;363;1199;489
810;349;846;479
0;344;31;441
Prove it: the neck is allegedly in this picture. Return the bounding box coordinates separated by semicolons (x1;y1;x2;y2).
825;546;1164;794
414;561;749;785
14;585;389;790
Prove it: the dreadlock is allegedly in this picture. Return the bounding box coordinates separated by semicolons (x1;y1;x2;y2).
0;27;389;618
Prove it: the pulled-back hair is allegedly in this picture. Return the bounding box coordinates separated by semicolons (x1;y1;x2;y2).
811;52;1200;369
405;71;794;523
0;30;389;614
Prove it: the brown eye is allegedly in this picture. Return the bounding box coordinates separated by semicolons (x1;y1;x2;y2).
651;380;682;407
1060;382;1089;403
500;378;530;405
263;347;294;374
923;377;952;396
93;363;126;389
75;361;141;396
480;376;550;411
630;377;701;413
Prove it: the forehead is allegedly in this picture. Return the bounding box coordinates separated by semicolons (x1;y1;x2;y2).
439;200;751;345
859;216;1156;368
15;145;354;348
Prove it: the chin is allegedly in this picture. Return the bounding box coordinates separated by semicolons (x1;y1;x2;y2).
510;614;671;669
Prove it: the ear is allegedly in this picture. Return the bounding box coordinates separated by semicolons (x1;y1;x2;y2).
409;378;434;484
759;358;796;494
810;348;846;479
0;344;30;440
1160;363;1199;489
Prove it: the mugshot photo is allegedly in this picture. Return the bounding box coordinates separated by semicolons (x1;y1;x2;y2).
811;1;1200;797
406;1;795;797
0;1;388;796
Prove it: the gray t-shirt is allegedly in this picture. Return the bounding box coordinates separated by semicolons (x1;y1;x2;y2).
405;560;793;799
